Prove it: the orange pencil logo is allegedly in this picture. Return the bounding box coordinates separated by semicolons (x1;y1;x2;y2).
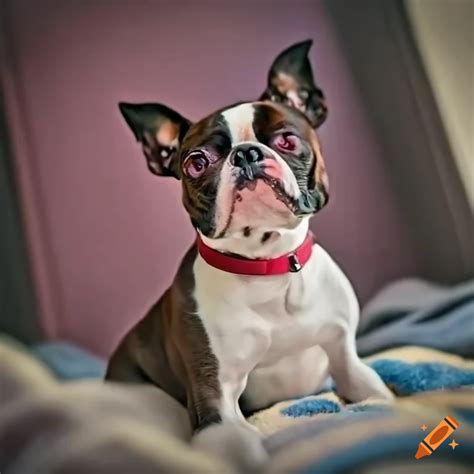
415;416;459;459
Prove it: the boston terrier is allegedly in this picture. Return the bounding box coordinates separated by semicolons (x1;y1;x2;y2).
107;39;393;456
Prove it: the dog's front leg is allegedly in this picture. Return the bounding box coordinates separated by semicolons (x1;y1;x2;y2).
189;368;268;471
187;370;252;432
320;325;394;402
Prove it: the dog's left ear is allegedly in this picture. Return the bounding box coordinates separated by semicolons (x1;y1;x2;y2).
119;102;191;178
260;40;328;128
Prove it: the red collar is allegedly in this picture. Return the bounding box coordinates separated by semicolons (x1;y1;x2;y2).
196;232;314;276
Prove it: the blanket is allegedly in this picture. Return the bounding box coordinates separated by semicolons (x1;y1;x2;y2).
264;390;474;473
249;346;474;435
357;278;474;357
252;346;474;472
1;336;473;473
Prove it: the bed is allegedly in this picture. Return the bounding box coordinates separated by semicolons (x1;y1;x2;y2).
1;278;473;473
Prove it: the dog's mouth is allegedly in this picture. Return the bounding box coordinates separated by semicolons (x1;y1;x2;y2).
234;169;318;217
213;168;318;239
235;172;298;213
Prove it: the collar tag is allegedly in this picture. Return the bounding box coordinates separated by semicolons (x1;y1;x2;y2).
288;253;302;272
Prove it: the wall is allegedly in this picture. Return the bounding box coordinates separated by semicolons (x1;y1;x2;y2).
405;0;473;210
3;0;419;357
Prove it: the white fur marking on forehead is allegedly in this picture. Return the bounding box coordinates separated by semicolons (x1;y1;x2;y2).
221;103;256;146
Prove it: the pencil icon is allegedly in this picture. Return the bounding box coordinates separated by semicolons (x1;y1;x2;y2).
415;416;459;459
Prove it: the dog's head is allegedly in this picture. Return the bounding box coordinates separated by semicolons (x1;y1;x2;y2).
119;41;328;253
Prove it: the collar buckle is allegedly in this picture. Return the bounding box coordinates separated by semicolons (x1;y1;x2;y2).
288;253;302;272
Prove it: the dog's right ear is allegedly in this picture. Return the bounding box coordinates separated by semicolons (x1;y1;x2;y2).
260;40;328;128
119;102;191;179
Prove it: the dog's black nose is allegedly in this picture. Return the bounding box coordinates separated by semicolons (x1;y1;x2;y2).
231;146;264;168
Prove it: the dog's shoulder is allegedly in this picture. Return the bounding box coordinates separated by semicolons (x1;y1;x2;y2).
308;243;359;320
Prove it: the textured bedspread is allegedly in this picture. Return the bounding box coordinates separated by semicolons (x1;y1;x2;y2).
1;336;473;473
253;346;474;472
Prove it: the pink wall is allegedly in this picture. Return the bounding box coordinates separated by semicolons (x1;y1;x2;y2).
4;0;419;357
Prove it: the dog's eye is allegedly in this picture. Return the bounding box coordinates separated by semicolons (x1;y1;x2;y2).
183;152;209;178
272;132;301;153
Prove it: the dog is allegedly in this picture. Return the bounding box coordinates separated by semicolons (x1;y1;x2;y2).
107;39;393;456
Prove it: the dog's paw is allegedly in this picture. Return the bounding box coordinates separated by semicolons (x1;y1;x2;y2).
192;421;268;473
360;383;395;402
336;363;395;402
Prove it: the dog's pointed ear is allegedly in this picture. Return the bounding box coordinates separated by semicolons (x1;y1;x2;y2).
260;40;328;128
119;102;191;178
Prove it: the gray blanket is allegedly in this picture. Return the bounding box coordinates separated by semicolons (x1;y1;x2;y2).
357;279;474;357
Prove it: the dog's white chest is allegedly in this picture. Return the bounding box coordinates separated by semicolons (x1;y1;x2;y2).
192;244;356;412
253;291;321;365
240;278;331;408
194;253;317;360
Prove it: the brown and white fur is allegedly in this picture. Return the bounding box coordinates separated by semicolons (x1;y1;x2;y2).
106;40;393;468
